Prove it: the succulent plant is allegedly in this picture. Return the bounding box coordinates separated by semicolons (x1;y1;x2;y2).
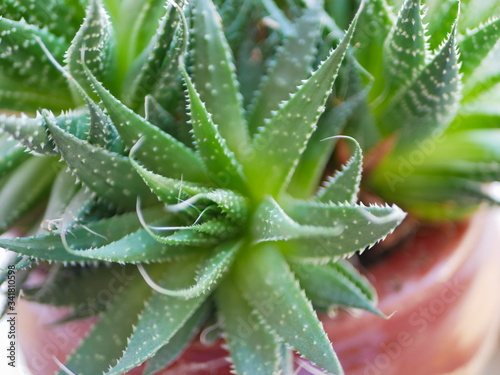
344;0;500;220
0;0;500;374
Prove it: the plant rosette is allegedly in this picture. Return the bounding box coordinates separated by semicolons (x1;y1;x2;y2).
2;1;500;375
15;205;500;375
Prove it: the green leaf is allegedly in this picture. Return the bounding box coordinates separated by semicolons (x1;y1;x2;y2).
0;109;90;156
131;158;248;221
459;17;500;80
38;169;81;232
143;302;209;375
0;156;59;233
288;86;369;199
372;173;500;220
192;0;250;158
65;0;117;95
379;23;461;149
245;10;358;198
0;207;166;262
58;268;152;375
0;134;29;178
289;259;382;315
0;0;86;41
105;257;209;375
353;0;393;95
259;0;295;36
0;17;68;90
315;136;363;205
24;264;136;314
0;74;74;112
182;68;247;192
247;7;322;135
252;197;344;243
137;240;241;298
46;111;154;209
426;0;460;50
66;226;204;263
234;243;343;375
216;277;281;375
144;95;189;145
123;2;185;109
86;96;124;153
82;65;208;182
383;0;427;93
280;199;406;260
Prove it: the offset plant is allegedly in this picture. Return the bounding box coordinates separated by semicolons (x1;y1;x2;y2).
344;0;500;219
0;0;499;374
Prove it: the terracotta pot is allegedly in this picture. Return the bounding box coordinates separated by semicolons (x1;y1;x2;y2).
18;207;500;375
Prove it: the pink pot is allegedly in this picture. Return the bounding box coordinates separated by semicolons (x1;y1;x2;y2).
18;208;500;375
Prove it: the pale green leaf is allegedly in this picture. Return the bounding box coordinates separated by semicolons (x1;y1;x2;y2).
46;111;154;209
383;0;427;92
0;156;59;233
58;268;152;375
247;7;322;135
216;277;281;375
459;17;500;79
252;197;344;243
65;0;117;94
105;257;208;375
315;136;363;205
280;199;406;260
234;244;343;375
192;0;250;158
289;259;382;315
182;68;247;192
379;23;461;149
83;65;208;182
0;133;29;178
143;302;209;375
245;11;358;198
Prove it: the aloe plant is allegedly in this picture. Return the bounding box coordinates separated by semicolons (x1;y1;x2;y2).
1;0;500;374
344;0;500;219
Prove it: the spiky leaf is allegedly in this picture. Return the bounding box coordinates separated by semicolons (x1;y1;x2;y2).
58;269;152;375
379;24;461;149
247;7;322;135
0;207;165;262
83;66;208;182
66;0;117;94
143;302;208;375
234;244;343;375
216;277;281;375
459;17;500;79
316;136;363;205
182;68;247;192
245;12;358;198
383;0;427;93
46;111;155;209
252;197;344;243
280;199;406;260
105;257;209;375
290;259;382;315
192;0;250;157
